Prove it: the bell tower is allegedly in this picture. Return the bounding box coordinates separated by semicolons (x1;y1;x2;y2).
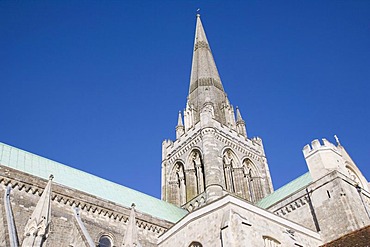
161;14;274;211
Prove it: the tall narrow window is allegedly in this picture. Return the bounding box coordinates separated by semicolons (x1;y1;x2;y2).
223;150;235;193
192;150;205;194
243;159;264;202
176;163;187;205
168;162;186;206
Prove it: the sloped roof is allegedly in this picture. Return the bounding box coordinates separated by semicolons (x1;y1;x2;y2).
257;172;312;209
320;225;370;247
0;142;187;223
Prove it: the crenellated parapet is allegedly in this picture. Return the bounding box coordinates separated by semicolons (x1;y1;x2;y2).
303;138;346;182
303;138;341;158
303;137;368;190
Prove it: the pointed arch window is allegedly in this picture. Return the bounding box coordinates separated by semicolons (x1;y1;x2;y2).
346;165;364;188
191;150;205;194
243;159;264;202
168;162;187;206
176;163;187;205
223;149;236;193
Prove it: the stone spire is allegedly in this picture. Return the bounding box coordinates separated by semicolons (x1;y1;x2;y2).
187;14;230;126
122;203;142;247
236;107;247;137
22;175;53;247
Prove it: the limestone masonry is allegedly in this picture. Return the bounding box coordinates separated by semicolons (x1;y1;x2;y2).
1;14;369;247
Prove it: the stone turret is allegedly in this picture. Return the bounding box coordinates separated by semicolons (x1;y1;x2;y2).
303;137;369;191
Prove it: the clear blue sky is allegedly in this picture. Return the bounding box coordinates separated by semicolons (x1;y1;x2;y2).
1;1;369;199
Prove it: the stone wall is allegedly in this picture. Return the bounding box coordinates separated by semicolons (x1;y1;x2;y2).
0;165;173;247
267;171;370;243
158;195;322;247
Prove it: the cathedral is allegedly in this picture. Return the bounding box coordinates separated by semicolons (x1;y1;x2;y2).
1;14;369;247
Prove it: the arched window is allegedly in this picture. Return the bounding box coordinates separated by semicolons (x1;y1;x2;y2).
263;236;281;247
346;165;364;187
189;241;203;247
98;235;113;247
223;149;236;193
168;162;186;206
191;150;205;194
243;159;264;202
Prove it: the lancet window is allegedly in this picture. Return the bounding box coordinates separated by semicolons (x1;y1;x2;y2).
223;149;236;193
191;150;205;194
168;162;186;206
243;159;264;202
184;150;205;202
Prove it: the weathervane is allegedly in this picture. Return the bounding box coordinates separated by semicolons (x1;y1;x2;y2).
196;8;201;17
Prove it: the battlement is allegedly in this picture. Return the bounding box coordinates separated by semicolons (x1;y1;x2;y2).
303;138;338;158
162;139;173;149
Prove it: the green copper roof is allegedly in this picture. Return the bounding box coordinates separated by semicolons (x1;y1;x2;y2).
257;172;312;209
0;142;187;223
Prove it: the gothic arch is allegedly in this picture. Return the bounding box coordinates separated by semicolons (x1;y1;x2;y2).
221;147;242;167
242;158;264;202
222;148;242;194
186;149;205;199
345;162;365;188
185;147;203;169
168;161;186;206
